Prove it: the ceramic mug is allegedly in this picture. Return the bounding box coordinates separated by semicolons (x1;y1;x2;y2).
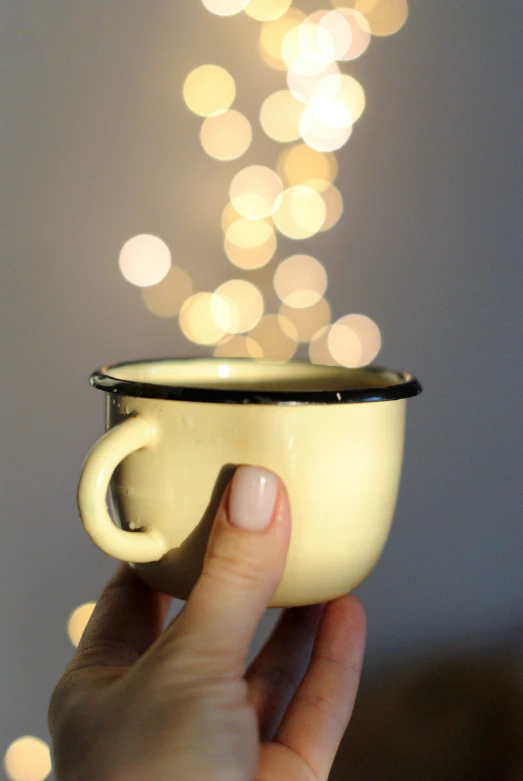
78;358;421;607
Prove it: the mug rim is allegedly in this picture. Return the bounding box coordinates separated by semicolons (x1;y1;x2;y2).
90;357;422;406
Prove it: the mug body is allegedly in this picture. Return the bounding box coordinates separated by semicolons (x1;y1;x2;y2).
93;359;418;607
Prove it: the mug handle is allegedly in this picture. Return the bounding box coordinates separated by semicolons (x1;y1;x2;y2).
77;415;169;563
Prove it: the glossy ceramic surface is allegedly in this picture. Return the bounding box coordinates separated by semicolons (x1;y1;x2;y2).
78;358;421;607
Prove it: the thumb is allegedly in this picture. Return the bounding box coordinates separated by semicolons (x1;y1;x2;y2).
165;465;290;676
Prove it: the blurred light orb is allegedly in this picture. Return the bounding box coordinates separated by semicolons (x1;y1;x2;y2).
299;105;352;151
248;314;298;362
259;9;306;70
282;22;336;71
329;313;381;365
224;231;277;269
319;183;344;231
201;0;250;14
277;143;338;191
244;0;292;22
331;0;380;12
141;266;194;318
4;737;52;781
259;90;303;143
225;216;273;248
310;73;365;125
67;603;96;648
183;64;236;117
308;8;371;61
273;185;327;239
363;0;409;36
214;335;263;358
221;201;243;233
118;234;172;288
308;324;337;365
230;165;283;219
179;292;228;345
287;60;340;105
212;280;264;333
280;298;332;342
274;254;328;308
200;110;252;160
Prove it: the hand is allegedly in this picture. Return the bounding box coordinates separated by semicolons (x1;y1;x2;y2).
49;466;366;781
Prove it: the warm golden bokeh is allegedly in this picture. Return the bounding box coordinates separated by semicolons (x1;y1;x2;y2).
274;254;328;308
67;602;96;648
248;314;298;362
259;90;303;143
244;0;292;22
202;0;250;15
141;266;194;318
230;165;283;219
182;64;236;117
225;216;274;248
258;9;306;70
212;279;264;333
3;737;52;781
200;110;252;160
287;59;340;105
329;313;382;365
224;231;277;269
310;73;366;126
363;0;408;36
119;234;172;288
277;143;338;191
213;335;264;358
308;324;337;365
308;8;371;61
319;183;344;231
179;292;228;345
299;104;353;151
221;201;243;233
273;185;326;239
280;297;332;342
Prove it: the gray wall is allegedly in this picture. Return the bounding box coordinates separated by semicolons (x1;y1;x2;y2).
1;0;521;773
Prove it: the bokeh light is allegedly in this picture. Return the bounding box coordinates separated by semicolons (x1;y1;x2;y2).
259;9;306;70
225;216;273;248
221;201;243;232
277;143;338;191
212;280;264;333
224;231;277;269
273;185;326;239
274;254;328;308
119;234;172;288
200;110;252;160
259;90;303;143
214;335;264;358
280;297;332;341
179;292;228;345
141;266;194;318
309;324;337;365
202;0;250;15
282;22;336;71
287;59;340;105
248;314;298;362
230;165;283;219
244;0;292;22
183;64;236;117
307;8;371;61
310;73;365;125
362;0;408;36
67;602;96;648
319;183;344;231
299;105;353;151
328;313;382;365
3;737;52;781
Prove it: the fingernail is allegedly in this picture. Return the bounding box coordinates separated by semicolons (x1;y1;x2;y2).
229;466;279;532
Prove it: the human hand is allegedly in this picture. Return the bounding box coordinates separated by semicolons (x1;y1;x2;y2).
49;466;366;781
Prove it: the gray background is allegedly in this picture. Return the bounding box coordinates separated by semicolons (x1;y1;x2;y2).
0;0;521;775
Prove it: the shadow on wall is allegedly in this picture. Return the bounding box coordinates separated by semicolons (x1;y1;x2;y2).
330;641;523;781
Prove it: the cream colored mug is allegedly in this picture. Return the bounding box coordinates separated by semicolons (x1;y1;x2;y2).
78;358;421;607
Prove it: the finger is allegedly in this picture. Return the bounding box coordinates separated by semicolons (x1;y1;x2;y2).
161;466;291;678
246;603;325;741
67;563;171;672
274;596;366;781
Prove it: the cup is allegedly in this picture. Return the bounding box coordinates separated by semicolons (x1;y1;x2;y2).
78;357;421;607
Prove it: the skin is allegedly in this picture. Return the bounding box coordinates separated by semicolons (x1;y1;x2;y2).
48;471;366;781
